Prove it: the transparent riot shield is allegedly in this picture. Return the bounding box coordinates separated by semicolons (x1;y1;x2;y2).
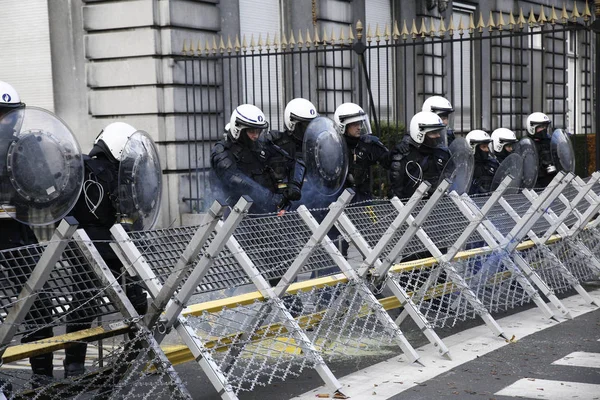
303;117;348;196
118;131;162;230
550;129;575;173
0;107;83;225
438;137;474;194
513;137;539;189
490;153;523;193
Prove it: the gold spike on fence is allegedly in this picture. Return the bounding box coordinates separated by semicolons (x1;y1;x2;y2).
227;36;233;53
410;19;418;38
241;35;248;51
356;20;363;40
273;33;280;50
366;24;373;42
508;11;516;29
538;6;547;24
289;30;296;48
384;23;390;41
439;17;447;37
401;20;409;39
393;20;400;40
374;23;381;42
468;14;475;33
339;27;346;44
518;8;526;28
528;6;537;27
321;28;328;45
212;36;218;54
348;25;355;43
419;17;427;37
313;27;320;46
235;34;241;52
561;4;569;23
330;27;336;44
497;11;505;30
249;34;255;51
429;18;436;37
297;29;304;48
458;15;465;34
281;31;288;49
583;0;591;22
550;6;558;24
448;15;455;35
305;29;312;47
487;11;495;31
219;36;225;54
477;12;485;32
182;39;189;55
572;2;581;21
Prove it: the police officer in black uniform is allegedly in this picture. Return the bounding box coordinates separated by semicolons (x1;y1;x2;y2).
465;130;499;195
64;122;149;378
526;112;557;187
261;98;317;202
0;81;56;386
389;111;450;199
333;102;392;203
211;104;305;214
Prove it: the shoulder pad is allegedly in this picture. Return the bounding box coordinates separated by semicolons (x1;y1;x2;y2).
361;135;381;144
212;142;226;154
263;130;284;143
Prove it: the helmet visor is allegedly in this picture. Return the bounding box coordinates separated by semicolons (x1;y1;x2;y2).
420;124;447;148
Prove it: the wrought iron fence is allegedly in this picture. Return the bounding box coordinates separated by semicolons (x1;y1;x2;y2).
176;5;596;212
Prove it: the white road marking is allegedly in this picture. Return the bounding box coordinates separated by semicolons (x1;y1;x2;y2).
292;289;599;400
552;352;600;369
495;378;600;399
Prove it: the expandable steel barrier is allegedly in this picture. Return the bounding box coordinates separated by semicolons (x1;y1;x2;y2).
0;173;598;399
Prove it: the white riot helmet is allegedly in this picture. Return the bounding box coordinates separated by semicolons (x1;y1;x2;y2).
409;111;446;147
422;96;454;118
0;81;24;113
333;102;371;136
526;112;551;137
491;128;518;153
228;104;268;141
90;122;137;162
284;98;318;132
465;130;492;151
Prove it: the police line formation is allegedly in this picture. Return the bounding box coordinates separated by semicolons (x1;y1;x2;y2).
0;78;597;399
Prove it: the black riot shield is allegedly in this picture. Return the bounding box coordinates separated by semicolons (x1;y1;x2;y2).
490;153;523;193
118;131;162;230
513;137;539;189
0;107;83;225
438;137;474;194
550;129;575;173
302;116;348;196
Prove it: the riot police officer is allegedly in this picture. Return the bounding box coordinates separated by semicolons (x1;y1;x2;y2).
395;95;455;154
0;81;57;385
491;128;518;164
526;112;556;187
466;130;498;194
64;122;150;378
211;104;305;213
333;102;392;203
389;111;450;199
261;98;317;199
422;96;455;145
